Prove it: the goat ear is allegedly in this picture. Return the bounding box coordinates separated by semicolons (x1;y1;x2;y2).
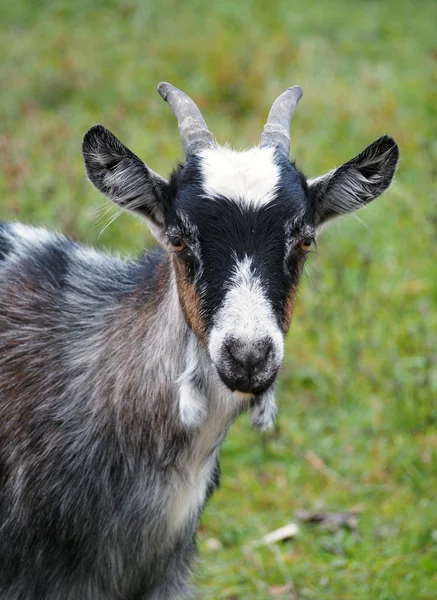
308;135;399;226
82;125;170;230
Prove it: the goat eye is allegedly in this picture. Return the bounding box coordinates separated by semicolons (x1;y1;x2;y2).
170;238;197;268
171;238;186;253
298;238;313;253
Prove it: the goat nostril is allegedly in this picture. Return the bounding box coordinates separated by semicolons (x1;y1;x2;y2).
225;338;273;374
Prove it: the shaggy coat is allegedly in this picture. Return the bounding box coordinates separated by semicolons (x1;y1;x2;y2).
0;83;399;599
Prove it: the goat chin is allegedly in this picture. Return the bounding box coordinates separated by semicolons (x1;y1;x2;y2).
232;390;255;400
250;386;278;430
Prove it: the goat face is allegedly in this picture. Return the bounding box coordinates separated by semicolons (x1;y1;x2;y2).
165;147;311;396
83;83;399;401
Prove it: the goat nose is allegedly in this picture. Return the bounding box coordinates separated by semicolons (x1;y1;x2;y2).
224;337;273;379
217;336;278;394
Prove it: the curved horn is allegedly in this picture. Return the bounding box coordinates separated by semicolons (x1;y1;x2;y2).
158;82;215;158
260;86;303;156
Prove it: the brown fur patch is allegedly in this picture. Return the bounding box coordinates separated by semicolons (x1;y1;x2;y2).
283;259;307;333
282;284;298;333
172;256;207;344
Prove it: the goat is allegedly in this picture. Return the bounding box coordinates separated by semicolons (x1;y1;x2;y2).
0;83;399;599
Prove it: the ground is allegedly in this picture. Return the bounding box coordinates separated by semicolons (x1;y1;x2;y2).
1;1;436;598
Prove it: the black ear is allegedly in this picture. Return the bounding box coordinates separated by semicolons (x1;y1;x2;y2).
308;135;399;225
82;125;170;229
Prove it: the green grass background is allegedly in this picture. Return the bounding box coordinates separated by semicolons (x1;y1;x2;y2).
1;1;436;597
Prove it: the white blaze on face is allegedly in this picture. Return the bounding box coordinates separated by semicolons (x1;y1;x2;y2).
199;145;280;209
208;256;284;374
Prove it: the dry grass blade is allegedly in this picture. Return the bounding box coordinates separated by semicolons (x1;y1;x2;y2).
251;523;300;548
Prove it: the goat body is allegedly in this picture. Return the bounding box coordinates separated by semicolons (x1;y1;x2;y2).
0;83;399;599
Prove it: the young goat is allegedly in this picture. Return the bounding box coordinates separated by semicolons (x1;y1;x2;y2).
0;83;399;599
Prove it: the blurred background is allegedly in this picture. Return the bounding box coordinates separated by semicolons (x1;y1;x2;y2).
1;0;436;597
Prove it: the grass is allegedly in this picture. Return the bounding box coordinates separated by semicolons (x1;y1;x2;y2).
1;0;436;597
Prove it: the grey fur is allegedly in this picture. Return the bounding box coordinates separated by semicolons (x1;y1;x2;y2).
0;223;240;599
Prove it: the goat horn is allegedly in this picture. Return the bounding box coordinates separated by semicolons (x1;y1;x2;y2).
260;86;303;156
158;82;215;158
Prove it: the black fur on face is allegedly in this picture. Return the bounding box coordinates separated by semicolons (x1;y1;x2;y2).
164;154;314;335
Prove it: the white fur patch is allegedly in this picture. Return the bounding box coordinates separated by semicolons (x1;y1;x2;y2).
178;382;208;428
168;354;241;537
177;336;208;428
208;256;284;370
1;223;57;268
10;223;56;246
199;145;280;209
166;456;214;536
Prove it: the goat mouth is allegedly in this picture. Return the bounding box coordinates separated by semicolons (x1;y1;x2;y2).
233;389;256;400
215;368;277;398
232;380;276;402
